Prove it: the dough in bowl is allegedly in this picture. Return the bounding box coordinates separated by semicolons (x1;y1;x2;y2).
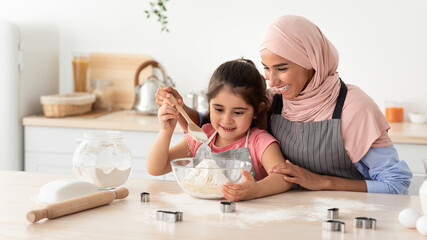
181;159;230;198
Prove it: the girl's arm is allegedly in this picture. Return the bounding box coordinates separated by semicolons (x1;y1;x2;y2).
146;97;192;176
252;142;294;198
222;142;293;201
146;137;191;176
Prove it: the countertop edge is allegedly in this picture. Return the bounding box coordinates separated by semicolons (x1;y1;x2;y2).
22;111;184;133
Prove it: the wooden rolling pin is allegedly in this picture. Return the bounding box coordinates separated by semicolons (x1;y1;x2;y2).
26;187;129;223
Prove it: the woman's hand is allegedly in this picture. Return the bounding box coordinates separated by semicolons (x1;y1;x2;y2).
157;97;179;131
269;160;327;190
221;170;258;202
155;86;184;108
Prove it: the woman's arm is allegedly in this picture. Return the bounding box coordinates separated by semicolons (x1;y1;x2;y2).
269;145;413;193
269;160;368;192
222;142;293;201
354;145;413;194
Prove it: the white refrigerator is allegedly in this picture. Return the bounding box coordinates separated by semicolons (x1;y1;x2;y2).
0;19;59;170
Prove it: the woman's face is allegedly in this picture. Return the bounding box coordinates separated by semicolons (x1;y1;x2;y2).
261;49;314;100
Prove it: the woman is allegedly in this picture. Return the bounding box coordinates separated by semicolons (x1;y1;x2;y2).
156;15;412;195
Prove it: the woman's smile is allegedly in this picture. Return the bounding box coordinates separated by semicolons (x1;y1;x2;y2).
276;84;291;94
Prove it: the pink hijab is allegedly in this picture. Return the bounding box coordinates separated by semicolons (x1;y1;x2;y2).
260;15;392;162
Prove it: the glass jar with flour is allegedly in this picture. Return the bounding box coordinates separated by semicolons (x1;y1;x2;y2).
73;131;132;189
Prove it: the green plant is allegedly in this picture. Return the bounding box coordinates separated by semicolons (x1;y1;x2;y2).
144;0;170;32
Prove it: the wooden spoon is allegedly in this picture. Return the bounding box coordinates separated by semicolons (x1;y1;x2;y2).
168;94;208;143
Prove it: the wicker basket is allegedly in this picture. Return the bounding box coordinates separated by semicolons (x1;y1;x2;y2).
40;92;96;117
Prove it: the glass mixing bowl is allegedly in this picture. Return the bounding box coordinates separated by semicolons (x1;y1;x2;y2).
171;158;252;199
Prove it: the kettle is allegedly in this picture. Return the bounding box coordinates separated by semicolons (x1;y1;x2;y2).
133;60;175;114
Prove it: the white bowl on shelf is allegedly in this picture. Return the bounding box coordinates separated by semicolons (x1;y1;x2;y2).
408;112;427;124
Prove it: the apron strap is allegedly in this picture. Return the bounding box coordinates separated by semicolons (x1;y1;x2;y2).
331;78;348;119
244;129;250;148
206;131;217;144
267;94;283;134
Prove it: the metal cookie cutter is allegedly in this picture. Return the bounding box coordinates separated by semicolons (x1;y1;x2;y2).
354;217;376;230
220;201;236;213
327;208;339;219
140;192;150;202
156;210;183;223
322;220;346;233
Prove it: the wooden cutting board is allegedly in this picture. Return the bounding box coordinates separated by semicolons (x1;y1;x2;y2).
89;53;153;110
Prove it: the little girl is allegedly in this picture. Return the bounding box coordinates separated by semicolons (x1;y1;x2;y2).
146;59;292;201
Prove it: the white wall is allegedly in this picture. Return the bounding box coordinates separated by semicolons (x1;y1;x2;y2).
1;0;427;118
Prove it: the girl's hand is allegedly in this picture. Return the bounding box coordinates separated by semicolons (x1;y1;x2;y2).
221;170;258;202
157;97;179;130
155;86;184;108
269;160;327;190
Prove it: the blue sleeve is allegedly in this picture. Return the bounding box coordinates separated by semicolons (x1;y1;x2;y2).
353;145;413;195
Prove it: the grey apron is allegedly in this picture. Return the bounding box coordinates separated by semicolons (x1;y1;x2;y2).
267;79;364;180
194;130;257;181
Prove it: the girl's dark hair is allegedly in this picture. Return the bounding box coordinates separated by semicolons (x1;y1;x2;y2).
202;58;269;129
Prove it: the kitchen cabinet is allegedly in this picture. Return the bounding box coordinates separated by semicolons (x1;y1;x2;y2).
387;122;427;195
394;143;427;195
24;126;184;180
23;113;427;195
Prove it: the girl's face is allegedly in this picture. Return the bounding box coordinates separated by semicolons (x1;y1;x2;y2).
261;49;314;100
209;86;255;146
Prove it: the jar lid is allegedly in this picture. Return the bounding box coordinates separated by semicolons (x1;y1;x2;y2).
83;131;122;140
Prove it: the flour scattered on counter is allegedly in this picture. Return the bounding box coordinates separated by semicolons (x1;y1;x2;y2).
146;193;386;228
286;197;384;222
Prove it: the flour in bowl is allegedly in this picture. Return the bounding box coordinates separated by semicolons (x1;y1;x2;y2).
180;159;230;199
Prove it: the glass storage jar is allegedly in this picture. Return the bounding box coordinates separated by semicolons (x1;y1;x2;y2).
73;131;132;189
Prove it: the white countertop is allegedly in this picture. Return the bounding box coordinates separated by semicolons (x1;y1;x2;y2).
387;122;427;145
3;170;425;240
22;110;184;133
